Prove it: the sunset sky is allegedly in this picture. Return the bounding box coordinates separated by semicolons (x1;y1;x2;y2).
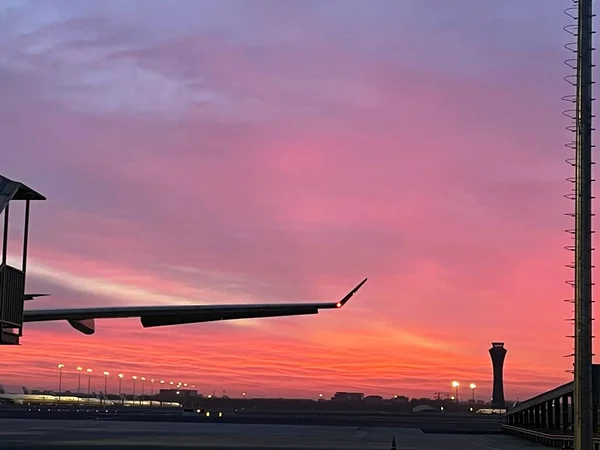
0;0;584;401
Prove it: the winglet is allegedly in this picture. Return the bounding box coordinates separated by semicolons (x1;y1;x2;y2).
336;278;368;308
24;294;50;301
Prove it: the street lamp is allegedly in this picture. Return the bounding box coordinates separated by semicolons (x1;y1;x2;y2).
451;381;460;411
118;374;124;405
159;380;165;407
76;366;83;395
86;369;92;405
141;377;146;405
150;379;155;397
132;376;137;403
57;364;64;405
103;372;109;406
469;383;476;403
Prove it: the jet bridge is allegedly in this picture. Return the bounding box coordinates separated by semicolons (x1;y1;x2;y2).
0;174;46;344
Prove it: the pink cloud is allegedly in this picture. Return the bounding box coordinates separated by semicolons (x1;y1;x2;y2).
0;1;578;401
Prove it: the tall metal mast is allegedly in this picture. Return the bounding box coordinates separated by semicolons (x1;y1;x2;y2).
573;0;595;448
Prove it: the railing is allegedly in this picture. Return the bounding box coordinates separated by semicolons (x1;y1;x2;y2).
501;423;600;448
500;365;600;447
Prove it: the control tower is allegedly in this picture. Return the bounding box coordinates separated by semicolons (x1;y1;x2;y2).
489;342;507;408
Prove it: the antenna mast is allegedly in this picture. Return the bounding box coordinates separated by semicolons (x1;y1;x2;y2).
563;0;595;448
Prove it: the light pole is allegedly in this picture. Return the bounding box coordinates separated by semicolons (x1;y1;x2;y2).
141;377;146;405
451;381;460;412
132;376;137;405
118;374;124;405
103;372;109;406
469;383;476;404
86;369;92;405
76;366;83;396
150;379;155;397
57;364;64;405
159;380;165;407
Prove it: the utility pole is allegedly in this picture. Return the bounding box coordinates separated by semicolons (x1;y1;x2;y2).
573;0;594;449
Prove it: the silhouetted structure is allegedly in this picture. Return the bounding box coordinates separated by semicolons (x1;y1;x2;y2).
0;175;46;345
489;342;506;408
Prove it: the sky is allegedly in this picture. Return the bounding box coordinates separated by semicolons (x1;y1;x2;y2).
0;0;590;401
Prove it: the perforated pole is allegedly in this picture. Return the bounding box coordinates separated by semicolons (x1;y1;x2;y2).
573;0;594;449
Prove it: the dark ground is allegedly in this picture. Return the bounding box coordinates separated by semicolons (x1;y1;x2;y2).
0;408;544;450
0;418;547;450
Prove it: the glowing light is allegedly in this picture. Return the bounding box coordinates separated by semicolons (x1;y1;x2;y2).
451;381;460;388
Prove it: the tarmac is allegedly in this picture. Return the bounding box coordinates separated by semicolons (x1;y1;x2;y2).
0;407;505;433
0;418;548;449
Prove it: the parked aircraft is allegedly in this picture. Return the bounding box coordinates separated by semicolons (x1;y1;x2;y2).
0;385;179;407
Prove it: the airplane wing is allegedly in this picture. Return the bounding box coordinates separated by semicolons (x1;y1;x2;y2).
24;294;50;301
23;278;367;335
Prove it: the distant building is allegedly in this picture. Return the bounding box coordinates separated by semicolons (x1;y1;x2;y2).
364;395;383;405
391;395;409;404
331;392;364;402
156;389;200;404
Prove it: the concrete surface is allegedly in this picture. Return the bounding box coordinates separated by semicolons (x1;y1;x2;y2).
0;419;548;449
0;407;504;433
